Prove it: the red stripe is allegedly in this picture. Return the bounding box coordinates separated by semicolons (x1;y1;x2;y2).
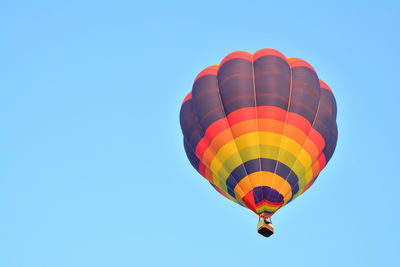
227;107;257;125
288;57;316;72
182;91;192;105
255;198;284;208
319;79;333;93
220;51;252;66
195;106;326;160
194;65;218;83
317;153;326;170
257;106;287;121
308;128;326;154
204;119;230;141
195;138;210;161
286;112;312;135
227;106;286;125
243;190;256;212
198;161;207;178
253;48;287;61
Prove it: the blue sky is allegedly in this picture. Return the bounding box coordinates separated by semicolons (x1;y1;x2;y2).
1;1;399;266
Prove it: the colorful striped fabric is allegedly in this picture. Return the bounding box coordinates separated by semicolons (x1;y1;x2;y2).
180;49;338;218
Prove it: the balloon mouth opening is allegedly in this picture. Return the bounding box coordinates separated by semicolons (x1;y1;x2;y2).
242;186;284;215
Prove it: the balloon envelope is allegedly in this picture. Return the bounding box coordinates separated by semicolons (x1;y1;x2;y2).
180;48;338;217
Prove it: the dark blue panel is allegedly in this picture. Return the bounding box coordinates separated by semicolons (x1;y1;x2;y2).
254;55;291;110
217;58;255;115
225;158;299;201
179;99;204;150
184;138;200;172
253;186;284;204
313;89;338;144
289;66;321;124
191;75;226;130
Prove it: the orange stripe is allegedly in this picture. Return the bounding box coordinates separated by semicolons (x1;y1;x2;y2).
195;107;325;160
201;147;217;169
308;128;326;154
258;119;285;134
230;119;258;136
232;118;319;160
204;119;230;141
195;138;209;159
205;129;235;156
285;111;311;134
197;119;320;178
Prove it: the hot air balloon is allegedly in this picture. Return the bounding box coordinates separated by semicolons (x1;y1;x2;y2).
179;48;338;237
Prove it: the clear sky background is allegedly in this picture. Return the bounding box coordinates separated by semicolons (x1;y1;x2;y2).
1;1;399;267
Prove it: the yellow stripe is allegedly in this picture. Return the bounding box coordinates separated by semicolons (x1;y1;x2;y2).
235;171;292;203
204;163;247;206
200;129;323;207
210;132;313;186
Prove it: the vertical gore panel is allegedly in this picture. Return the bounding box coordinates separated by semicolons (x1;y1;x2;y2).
216;52;259;204
313;83;338;163
192;74;225;131
180;98;204;152
191;65;250;204
184;138;200;172
217;57;255;115
253;51;291;203
253;54;291;110
289;67;320;123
